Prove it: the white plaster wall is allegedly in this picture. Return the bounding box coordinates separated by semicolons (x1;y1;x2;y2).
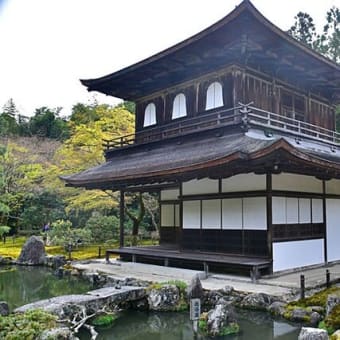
326;199;340;262
326;179;340;195
272;173;322;193
202;199;221;229
222;174;266;192
243;197;267;230
161;204;174;227
183;201;200;229
312;199;323;223
183;179;219;195
161;189;180;201
222;198;243;229
273;239;324;272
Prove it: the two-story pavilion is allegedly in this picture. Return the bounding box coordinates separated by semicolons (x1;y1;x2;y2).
63;0;340;277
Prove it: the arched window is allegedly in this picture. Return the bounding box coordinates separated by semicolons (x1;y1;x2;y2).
172;93;187;119
205;81;223;110
143;102;156;127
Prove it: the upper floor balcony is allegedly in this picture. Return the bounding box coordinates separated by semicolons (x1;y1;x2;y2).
103;103;340;157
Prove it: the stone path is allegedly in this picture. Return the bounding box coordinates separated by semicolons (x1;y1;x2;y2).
14;286;146;313
72;259;340;298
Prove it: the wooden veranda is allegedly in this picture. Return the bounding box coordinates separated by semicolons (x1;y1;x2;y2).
105;245;272;281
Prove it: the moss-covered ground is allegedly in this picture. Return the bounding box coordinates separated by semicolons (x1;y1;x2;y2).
284;287;340;334
0;236;155;261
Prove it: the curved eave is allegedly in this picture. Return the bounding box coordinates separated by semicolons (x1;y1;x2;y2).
80;0;339;100
61;137;340;190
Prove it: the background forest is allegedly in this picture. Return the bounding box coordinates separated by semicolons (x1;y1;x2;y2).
0;6;338;247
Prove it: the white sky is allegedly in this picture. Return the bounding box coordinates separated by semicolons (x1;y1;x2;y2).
0;0;339;117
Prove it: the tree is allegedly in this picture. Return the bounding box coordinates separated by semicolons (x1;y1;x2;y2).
125;193;145;245
48;103;135;221
29;107;70;140
288;12;318;48
0;99;19;136
288;7;340;63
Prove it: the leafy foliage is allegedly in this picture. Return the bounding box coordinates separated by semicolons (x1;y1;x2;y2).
85;213;119;242
48;219;93;248
288;7;340;63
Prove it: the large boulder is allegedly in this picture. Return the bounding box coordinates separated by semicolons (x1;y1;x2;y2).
298;327;329;340
148;284;180;311
17;236;46;265
240;292;273;311
201;299;239;337
0;301;9;316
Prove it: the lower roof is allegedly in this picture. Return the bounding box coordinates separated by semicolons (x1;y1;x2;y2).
62;127;340;191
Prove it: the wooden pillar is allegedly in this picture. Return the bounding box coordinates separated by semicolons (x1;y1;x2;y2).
323;180;328;263
266;173;273;273
179;183;183;250
119;190;125;248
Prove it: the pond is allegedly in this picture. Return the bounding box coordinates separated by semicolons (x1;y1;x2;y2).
0;266;92;311
0;266;301;339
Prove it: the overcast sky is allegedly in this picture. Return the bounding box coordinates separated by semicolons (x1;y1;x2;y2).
0;0;339;117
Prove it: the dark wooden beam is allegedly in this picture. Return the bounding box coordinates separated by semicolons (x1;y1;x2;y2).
119;190;125;248
266;173;273;273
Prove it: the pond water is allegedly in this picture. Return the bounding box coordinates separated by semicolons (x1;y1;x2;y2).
80;310;301;340
0;266;301;339
0;266;92;311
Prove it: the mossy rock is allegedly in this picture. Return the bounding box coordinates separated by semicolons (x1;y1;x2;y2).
323;304;340;334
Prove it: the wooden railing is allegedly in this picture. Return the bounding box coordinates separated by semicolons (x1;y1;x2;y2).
103;106;239;150
248;106;340;145
103;104;340;152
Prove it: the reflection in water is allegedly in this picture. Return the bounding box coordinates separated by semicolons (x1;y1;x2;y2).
0;266;92;311
80;310;300;340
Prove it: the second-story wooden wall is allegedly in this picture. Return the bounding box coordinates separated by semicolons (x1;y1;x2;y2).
135;65;335;133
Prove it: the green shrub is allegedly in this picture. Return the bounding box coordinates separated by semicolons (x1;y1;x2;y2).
91;314;117;327
85;214;118;243
0;309;57;339
48;219;93;248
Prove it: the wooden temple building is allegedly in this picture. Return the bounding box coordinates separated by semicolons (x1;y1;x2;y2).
63;0;340;277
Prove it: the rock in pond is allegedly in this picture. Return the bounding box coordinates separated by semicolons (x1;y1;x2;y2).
0;301;9;316
148;284;181;311
268;301;286;316
39;327;79;340
17;236;46;265
298;327;329;340
0;256;12;265
240;292;273;311
201;299;239;337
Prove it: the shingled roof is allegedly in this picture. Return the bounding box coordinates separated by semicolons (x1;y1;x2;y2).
80;0;340;101
62;127;340;190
